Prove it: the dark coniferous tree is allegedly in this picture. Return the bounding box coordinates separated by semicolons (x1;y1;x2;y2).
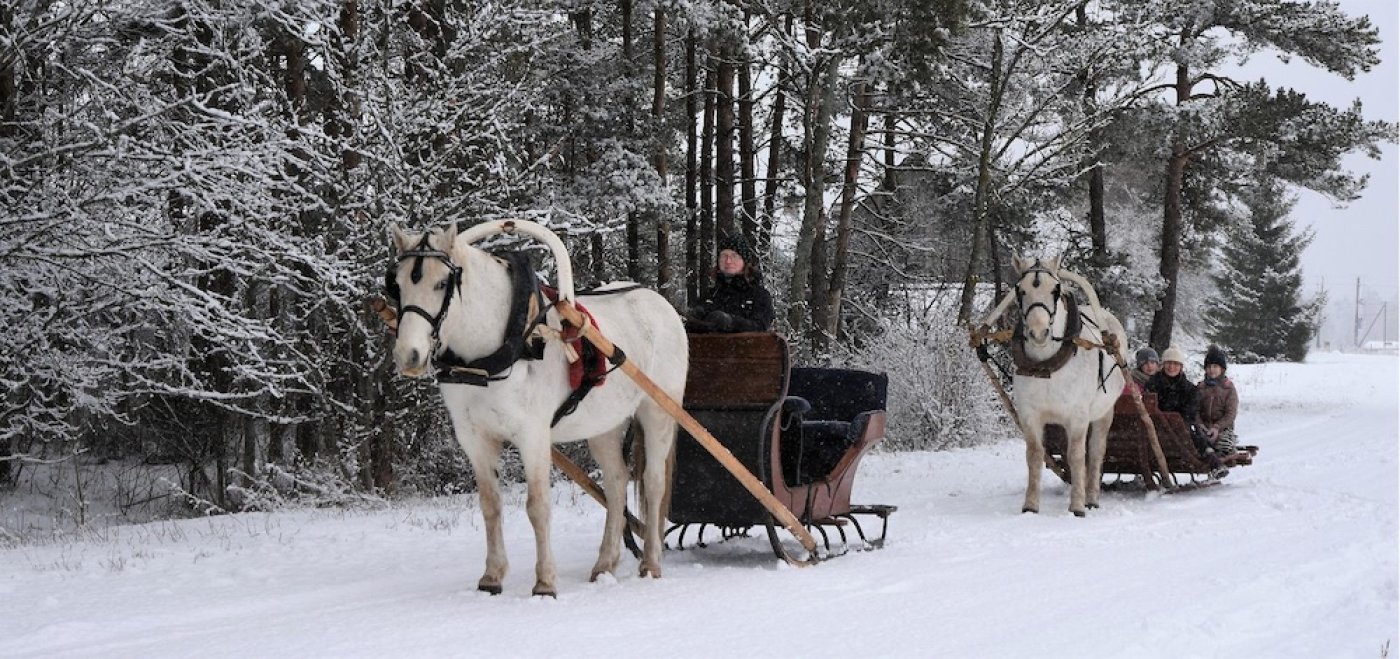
1207;182;1318;362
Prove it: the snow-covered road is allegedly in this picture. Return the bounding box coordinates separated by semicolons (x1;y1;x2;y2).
2;353;1395;658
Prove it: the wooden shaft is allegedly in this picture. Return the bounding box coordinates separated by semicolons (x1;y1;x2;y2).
1127;385;1176;489
974;355;1068;481
556;301;820;559
549;447;646;558
369;297;398;334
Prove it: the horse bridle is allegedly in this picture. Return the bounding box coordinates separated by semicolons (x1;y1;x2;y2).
1015;260;1064;336
391;232;463;347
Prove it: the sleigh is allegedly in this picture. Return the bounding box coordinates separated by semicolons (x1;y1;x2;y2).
1043;392;1259;491
666;332;896;561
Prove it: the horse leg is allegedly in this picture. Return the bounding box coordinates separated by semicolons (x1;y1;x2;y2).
1065;421;1090;517
517;434;558;597
586;424;629;582
1022;418;1044;514
461;434;508;594
635;399;677;578
1085;411;1112;509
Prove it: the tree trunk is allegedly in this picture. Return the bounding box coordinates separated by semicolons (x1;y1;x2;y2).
957;28;1005;325
715;41;736;240
737;14;758;242
591;233;606;284
623;0;642;282
823;80;870;343
685;29;699;304
652;5;672;298
1150;63;1193;350
699;57;716;298
336;0;362;170
786;48;841;336
759;15;791;257
882;111;897;192
1;4;18;142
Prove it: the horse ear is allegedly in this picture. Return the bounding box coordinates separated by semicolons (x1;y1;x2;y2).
1047;255;1062;274
391;226;414;253
438;223;459;250
1012;255;1031;274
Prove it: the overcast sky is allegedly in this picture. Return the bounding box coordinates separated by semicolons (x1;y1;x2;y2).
1224;0;1398;340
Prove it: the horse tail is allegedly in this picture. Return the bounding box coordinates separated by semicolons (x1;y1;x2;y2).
628;420;676;521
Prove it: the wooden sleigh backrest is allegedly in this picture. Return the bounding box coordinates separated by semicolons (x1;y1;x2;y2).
682;332;788;409
670;332;790;527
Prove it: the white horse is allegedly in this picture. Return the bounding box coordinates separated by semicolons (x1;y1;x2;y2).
389;223;687;596
1005;256;1127;516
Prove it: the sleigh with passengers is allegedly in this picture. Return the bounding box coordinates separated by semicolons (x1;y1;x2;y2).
971;257;1260;504
1042;392;1259;492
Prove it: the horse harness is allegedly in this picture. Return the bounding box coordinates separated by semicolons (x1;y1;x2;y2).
976;262;1123;391
386;233;634;425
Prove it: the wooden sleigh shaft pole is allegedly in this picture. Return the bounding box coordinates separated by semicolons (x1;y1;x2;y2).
555;301;821;563
549;447;646;559
970;345;1069;482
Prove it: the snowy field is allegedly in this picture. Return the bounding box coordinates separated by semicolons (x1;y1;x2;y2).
1;353;1395;658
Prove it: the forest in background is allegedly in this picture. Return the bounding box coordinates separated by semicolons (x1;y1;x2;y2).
1;0;1392;527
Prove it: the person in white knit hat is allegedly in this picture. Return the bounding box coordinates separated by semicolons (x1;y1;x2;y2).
1147;345;1228;479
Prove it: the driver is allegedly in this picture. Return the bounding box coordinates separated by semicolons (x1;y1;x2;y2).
684;232;773;333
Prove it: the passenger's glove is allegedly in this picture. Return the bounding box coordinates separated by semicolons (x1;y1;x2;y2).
705;310;735;331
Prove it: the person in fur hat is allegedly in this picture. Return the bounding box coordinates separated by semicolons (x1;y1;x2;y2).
1147;345;1228;478
684;232;774;333
1197;345;1240;455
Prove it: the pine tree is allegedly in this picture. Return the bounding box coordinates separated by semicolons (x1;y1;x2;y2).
1207;181;1318;362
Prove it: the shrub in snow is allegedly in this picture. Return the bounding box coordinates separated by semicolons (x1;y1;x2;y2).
847;314;1009;452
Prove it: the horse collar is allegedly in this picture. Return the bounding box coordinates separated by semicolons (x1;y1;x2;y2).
434;251;548;386
1012;294;1082;378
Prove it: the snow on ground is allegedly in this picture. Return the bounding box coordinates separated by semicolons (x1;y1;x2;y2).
1;353;1395;658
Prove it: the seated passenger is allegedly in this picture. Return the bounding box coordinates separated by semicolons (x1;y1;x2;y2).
685;232;774;333
1147;345;1227;479
1126;347;1160;392
1198;345;1240;456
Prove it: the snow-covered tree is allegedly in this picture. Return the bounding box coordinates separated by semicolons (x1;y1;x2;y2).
1112;0;1390;351
1206;180;1318;362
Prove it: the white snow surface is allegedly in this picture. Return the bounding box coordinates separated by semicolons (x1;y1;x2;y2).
2;354;1396;658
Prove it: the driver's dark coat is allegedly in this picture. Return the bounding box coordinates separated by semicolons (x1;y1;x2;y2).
694;272;774;332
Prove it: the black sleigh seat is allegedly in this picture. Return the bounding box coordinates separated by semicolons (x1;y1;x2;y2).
667;333;896;555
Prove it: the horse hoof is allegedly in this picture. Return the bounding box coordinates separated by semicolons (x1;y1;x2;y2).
1022;507;1038;514
1086;502;1099;509
1073;510;1086;518
638;564;662;579
477;582;503;596
532;584;557;599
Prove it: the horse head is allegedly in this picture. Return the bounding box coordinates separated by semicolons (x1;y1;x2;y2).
390;224;461;377
1012;255;1063;347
